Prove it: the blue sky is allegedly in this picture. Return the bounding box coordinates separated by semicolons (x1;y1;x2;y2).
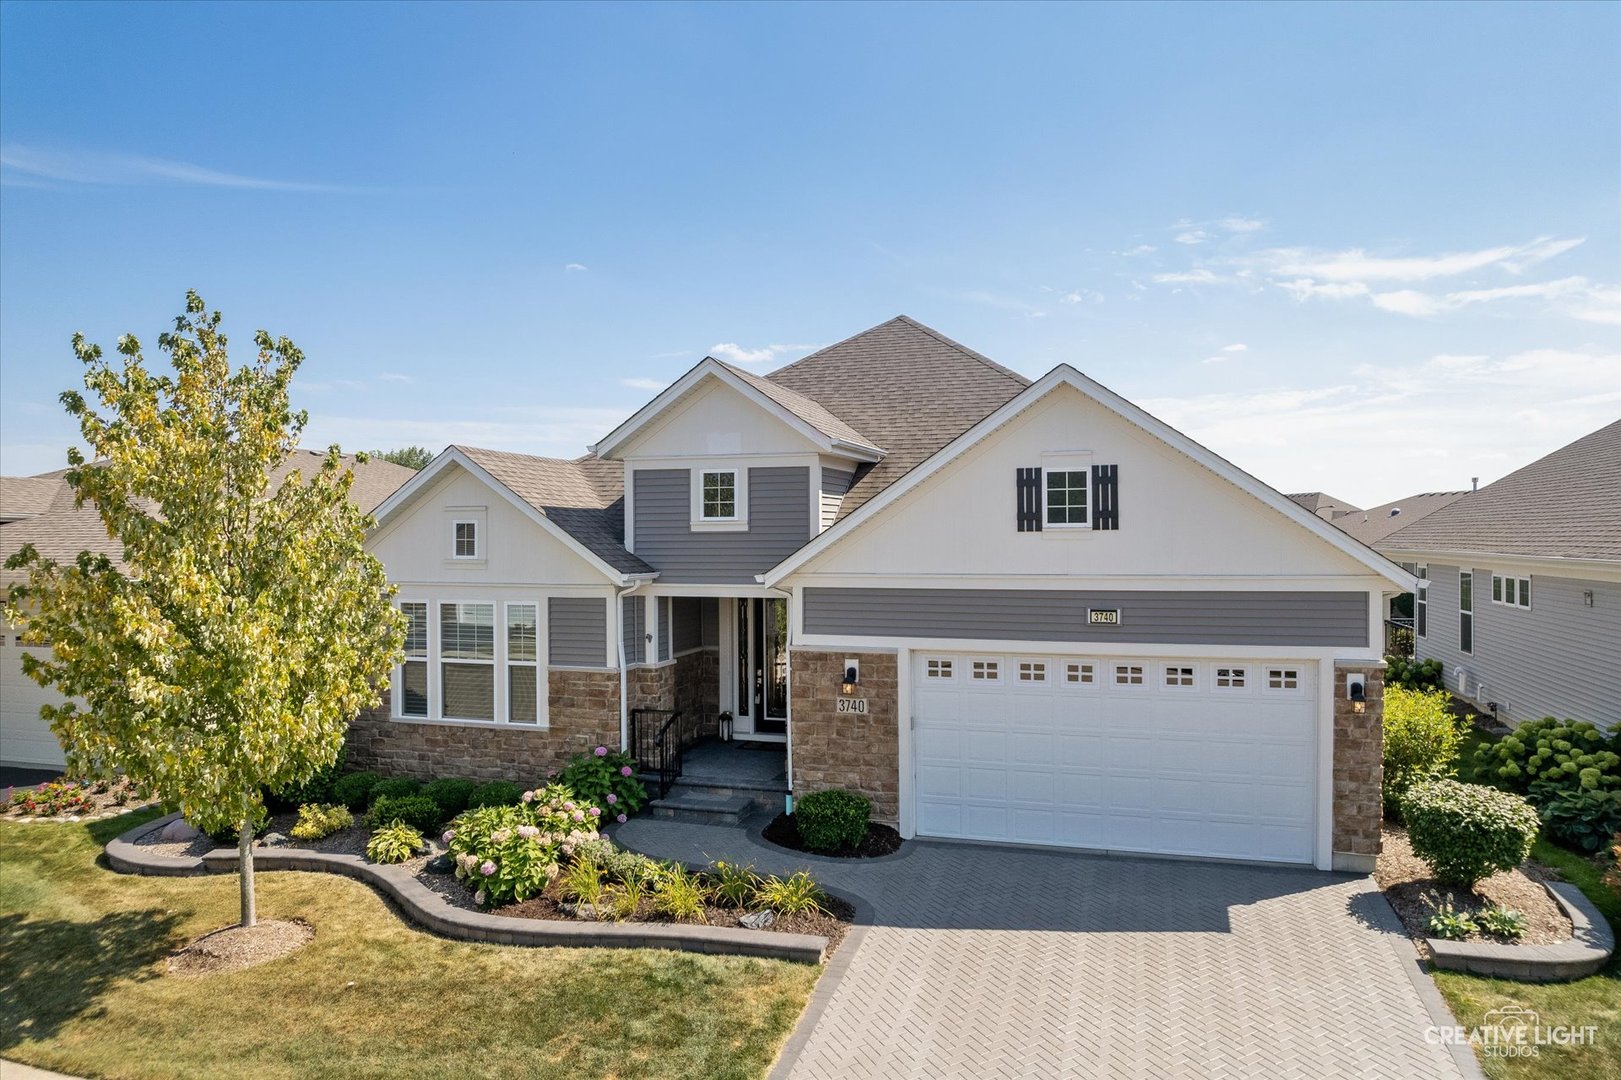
2;1;1617;506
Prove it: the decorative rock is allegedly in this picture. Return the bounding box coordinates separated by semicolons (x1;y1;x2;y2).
740;910;775;930
259;831;290;848
425;854;454;875
561;901;600;920
159;819;201;842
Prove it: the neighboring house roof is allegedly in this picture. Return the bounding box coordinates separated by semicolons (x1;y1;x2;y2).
1332;491;1471;547
0;476;62;523
1377;419;1621;564
450;446;653;576
1286;492;1362;519
766;316;1031;520
0;451;415;580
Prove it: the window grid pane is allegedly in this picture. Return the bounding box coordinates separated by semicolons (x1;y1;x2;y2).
441;603;495;659
1044;470;1089;525
454;522;477;558
442;662;495;720
507;603;537;662
702;472;736;518
401;602;428;657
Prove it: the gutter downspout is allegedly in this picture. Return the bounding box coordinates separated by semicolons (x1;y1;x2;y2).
615;579;649;752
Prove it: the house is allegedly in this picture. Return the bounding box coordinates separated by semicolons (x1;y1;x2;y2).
0;451;417;771
1332;491;1472;548
360;316;1410;872
1377;420;1621;730
1286;492;1362;521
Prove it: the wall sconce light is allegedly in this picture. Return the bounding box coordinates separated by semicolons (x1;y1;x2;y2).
1584;590;1595;608
1347;673;1367;713
840;659;860;696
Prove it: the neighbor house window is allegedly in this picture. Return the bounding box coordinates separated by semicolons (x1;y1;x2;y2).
1215;666;1247;689
1044;470;1090;527
453;520;479;559
1065;662;1095;685
1267;668;1299;690
441;602;496;720
506;603;538;725
1114;664;1144;685
399;601;429;717
701;470;737;519
1415;564;1428;637
1459;570;1474;654
1492;574;1531;609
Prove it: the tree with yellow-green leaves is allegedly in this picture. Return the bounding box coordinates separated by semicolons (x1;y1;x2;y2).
4;292;405;928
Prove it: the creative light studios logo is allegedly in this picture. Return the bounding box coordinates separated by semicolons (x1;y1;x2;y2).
1427;1006;1600;1059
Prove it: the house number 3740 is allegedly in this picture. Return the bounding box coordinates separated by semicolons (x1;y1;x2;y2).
836;698;869;714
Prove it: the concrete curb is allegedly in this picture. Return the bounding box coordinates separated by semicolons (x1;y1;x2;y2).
105;812;827;964
1427;880;1614;981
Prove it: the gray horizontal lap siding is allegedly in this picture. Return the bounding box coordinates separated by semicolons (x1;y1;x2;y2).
802;588;1369;648
623;595;646;665
633;467;813;584
548;597;607;667
1417;566;1621;729
821;467;855;532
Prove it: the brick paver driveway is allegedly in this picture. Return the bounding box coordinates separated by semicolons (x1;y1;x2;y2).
613;816;1477;1080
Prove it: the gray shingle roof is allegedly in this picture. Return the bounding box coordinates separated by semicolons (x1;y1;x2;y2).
766;316;1031;520
0;476;62;523
1376;420;1621;562
1286;492;1362;518
714;360;882;453
1332;491;1471;547
454;446;653;576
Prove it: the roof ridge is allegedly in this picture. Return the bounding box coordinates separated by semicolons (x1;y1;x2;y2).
765;315;1028;387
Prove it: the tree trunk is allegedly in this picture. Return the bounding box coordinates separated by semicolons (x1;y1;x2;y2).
238;820;257;928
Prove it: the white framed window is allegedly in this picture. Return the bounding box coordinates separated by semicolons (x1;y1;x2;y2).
1163;665;1195;688
689;467;749;530
444;506;487;563
925;657;954;680
1044;470;1089;528
1416;564;1428;637
970;658;1001;682
1114;664;1144;686
440;601;496;721
1215;665;1247;689
1266;667;1300;691
453;520;478;559
506;602;539;725
398;601;429;717
1065;661;1096;685
1017;660;1048;683
1491;573;1531;609
1459;570;1474;655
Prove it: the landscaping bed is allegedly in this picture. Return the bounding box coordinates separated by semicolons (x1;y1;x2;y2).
3;775;149;821
495;887;855;954
762;812;902;858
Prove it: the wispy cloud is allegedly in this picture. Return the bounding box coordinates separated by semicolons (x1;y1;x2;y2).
565;263;589;272
1174;230;1210;245
1152;269;1231;285
1171;216;1266;245
959;291;1048;318
709;342;823;365
1277;279;1372;301
376;372;415;385
1368;276;1618;323
1204;342;1249;363
0;144;351;192
1217;216;1266;233
1253;235;1584;284
618;376;667;392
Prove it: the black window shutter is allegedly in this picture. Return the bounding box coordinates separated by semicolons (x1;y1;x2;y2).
1092;464;1118;530
1016;467;1043;532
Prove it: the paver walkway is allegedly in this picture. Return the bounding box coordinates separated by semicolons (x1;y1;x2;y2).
612;816;1478;1080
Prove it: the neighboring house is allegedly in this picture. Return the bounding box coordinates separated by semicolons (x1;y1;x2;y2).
1378;420;1621;730
0;451;416;770
362;316;1409;872
1286;492;1362;522
1333;491;1472;548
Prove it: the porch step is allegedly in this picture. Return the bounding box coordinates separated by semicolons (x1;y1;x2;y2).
648;790;757;826
639;776;787;816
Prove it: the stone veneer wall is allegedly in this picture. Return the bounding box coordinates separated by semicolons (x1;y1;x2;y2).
346;669;620;783
789;649;899;823
1332;660;1386;872
627;663;676;713
673;648;720;719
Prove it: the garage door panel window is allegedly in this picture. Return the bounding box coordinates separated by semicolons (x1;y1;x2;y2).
1266;667;1301;691
970;658;1001;682
1162;665;1196;689
1016;660;1048;683
924;657;954;680
1215;665;1248;689
1113;664;1145;686
1064;661;1096;685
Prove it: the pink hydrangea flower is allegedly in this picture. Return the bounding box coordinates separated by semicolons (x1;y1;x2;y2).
521;790;535;803
606;793;618;805
571;810;585;822
616;813;627;823
480;860;497;876
594;745;608;757
517;824;539;840
563;801;575;811
620;765;633;777
589;806;601;818
442;829;455;844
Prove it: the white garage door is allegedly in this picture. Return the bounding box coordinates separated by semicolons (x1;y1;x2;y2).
912;653;1317;864
1;637;68;769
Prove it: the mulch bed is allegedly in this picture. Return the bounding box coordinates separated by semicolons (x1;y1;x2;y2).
3;777;152;822
762;812;903;859
1376;824;1572;955
497;887;855;955
168;919;314;975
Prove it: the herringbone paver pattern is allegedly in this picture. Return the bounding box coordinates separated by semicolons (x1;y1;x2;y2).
613;816;1471;1080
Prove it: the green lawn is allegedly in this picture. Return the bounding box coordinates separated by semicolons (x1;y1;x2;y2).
1428;721;1621;1080
0;808;819;1080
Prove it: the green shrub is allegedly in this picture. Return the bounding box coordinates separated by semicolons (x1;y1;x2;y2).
709;859;761;909
1385;656;1444;691
794;789;871;853
556;745;647;821
444;785;596;906
1472;716;1621;796
1382;687;1468;816
1535;786;1621;852
1478;904;1528;940
421;777;478;820
332;770;383;811
1387;626;1415;658
652;864;710;923
369;776;422;806
756;870;828;916
366;820;424;864
271;745;349;810
290;802;353;841
368;793;443;834
468;780;523;809
1401;779;1540;887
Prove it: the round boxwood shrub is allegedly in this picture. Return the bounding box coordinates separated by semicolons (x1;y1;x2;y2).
468;780;523;809
368;776;422;807
367;793;443;834
794;789;872;853
1401;779;1540;887
332;770;383;811
422;777;478;820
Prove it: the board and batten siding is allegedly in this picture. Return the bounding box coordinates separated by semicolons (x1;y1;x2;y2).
1417;566;1621;728
820;467;855;532
548;597;608;667
632;467;814;584
802;587;1369;648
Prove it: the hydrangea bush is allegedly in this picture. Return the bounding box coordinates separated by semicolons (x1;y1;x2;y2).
556;745;646;820
444;783;599;906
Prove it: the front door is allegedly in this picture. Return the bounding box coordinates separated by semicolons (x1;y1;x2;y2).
732;597;788;736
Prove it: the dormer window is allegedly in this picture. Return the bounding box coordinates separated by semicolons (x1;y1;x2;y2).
453;520;478;559
689;467;749;531
701;471;737;519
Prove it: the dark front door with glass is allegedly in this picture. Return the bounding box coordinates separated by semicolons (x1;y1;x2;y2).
735;597;787;735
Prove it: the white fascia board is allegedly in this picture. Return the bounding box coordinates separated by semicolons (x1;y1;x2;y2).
1377;546;1621;583
761;364;1414;591
783;572;1392;591
369;447;653;587
795;634;1376;661
590;359;883;462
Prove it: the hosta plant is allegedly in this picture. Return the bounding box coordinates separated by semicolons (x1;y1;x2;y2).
366;821;425;864
1477;905;1528;940
290;802;353;841
1427;901;1478;941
